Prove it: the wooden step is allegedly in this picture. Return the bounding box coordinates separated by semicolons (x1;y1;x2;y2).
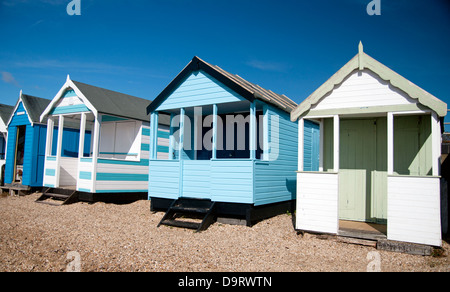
157;199;216;232
160;219;201;230
35;188;79;206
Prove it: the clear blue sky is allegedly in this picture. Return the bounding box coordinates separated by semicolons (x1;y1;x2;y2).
1;0;449;125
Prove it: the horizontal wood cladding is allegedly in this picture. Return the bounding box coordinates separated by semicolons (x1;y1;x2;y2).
296;172;339;234
156;70;244;111
387;175;441;246
311;69;417;111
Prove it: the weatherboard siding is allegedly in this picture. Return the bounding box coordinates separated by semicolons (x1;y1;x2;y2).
254;106;298;206
211;159;254;204
148;160;180;200
92;123;168;193
296;172;339;234
156;70;245;111
387;176;442;246
182;160;211;199
311;69;417;111
5;110;48;187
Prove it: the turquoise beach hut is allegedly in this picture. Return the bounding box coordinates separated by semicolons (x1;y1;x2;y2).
147;56;319;230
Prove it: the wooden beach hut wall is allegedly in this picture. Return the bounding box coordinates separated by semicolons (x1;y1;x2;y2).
0;103;14;184
3;91;84;190
147;56;317;227
291;43;447;247
39;76;169;199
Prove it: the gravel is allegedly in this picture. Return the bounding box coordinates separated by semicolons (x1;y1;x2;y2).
0;192;449;272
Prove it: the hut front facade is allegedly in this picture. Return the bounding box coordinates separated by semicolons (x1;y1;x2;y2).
3;92;83;190
147;56;317;225
0;104;14;184
291;43;447;247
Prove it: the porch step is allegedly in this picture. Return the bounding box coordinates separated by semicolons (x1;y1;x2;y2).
157;198;216;232
35;187;79;206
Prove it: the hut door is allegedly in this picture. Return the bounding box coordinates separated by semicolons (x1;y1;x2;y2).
339;120;377;222
13;126;26;183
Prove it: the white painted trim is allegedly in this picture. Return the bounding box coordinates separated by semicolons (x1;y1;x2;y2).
319;118;324;172
45;117;54;156
55;115;65;188
40;78;98;123
387;112;394;175
7;91;34;127
298;118;304;171
431;112;440;177
78;112;86;159
91;114;102;193
333;115;339;172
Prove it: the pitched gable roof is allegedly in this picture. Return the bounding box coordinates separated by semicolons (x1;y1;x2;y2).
40;77;170;126
21;94;52;124
8;91;51;126
146;56;297;114
0;103;14;126
290;42;447;121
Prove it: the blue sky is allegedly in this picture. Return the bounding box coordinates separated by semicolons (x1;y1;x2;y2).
0;0;449;125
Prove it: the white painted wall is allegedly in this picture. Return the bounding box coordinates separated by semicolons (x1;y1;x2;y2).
59;157;78;186
387;175;442;247
296;172;339;234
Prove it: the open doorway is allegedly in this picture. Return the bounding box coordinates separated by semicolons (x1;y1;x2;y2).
14;125;26;183
337;118;388;239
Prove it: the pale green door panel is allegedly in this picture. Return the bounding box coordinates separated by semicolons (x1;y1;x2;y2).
338;118;387;223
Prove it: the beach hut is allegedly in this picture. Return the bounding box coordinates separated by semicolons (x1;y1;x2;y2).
38;76;169;203
291;43;447;247
3;91;85;194
147;56;316;230
0;103;14;185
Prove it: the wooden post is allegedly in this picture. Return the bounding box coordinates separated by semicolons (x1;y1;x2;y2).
298;118;304;171
91;114;102;193
212;104;218;159
431;112;440;176
249;101;256;160
387;112;394;175
262;105;269;161
78;112;86;159
179;108;185;159
168;113;174;160
55;115;65;188
149;112;159;160
45;117;54;156
333;115;339;172
319;118;324;171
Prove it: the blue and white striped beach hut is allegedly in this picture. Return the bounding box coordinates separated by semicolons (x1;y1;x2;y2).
39;76;169;201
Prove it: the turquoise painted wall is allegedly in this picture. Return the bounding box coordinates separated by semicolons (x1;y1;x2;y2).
156;70;245;111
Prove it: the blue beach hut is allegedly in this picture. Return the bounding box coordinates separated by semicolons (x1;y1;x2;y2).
0;103;14;185
147;56;319;229
3;91;86;194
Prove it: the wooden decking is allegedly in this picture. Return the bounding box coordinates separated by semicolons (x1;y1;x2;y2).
338;220;387;242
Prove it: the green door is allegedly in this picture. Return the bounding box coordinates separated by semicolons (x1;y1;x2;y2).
339;119;387;223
